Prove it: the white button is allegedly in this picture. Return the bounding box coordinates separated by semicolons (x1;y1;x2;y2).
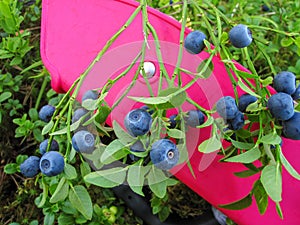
140;61;156;78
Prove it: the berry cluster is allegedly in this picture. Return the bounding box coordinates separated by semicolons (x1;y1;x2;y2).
20;105;64;178
124;107;206;170
268;71;300;140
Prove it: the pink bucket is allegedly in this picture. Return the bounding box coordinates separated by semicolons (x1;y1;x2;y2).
40;1;300;224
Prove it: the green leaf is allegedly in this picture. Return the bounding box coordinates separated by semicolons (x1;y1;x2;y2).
37;179;48;208
42;121;54;135
279;150;300;180
252;180;268;215
16;154;28;165
197;58;214;78
63;163;77;180
69;185;93;220
276;202;283;219
29;108;39;121
261;164;282;202
234;168;260;178
260;133;281;145
95;105;111;124
4;163;18;174
112;120;136;145
0;91;12;103
281;37;293;47
197;115;214;128
50;119;81;135
44;212;55;225
147;166;168;198
100;139;129;164
198;136;222;153
127;165;149;196
167;129;185;139
225;146;261;163
260;77;273;87
129;87;187;109
80;161;91;178
82;99;98;111
219;194;252;210
50;177;69;203
231;140;255;150
237;80;261;98
84;167;127;188
236;69;259;79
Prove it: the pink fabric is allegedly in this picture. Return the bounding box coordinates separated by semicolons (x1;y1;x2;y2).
40;0;300;224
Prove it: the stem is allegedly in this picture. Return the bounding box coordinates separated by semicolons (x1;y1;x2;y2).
34;70;48;110
171;0;188;86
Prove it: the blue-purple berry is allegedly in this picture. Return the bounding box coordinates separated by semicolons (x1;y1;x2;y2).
238;94;258;112
150;139;179;170
226;111;245;130
282;112;300;140
184;30;207;54
124;108;152;137
72;130;95;153
229;24;252;48
82;90;98;102
185;110;205;128
216;96;239;120
40;151;65;176
20;156;40;178
273;71;296;95
267;92;294;121
39;139;59;155
39;105;55;122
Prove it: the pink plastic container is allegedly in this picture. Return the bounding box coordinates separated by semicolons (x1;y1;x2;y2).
40;1;300;224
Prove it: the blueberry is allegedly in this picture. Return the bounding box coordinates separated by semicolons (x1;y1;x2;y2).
282;112;300;140
168;114;178;129
82;90;98;102
211;206;227;225
129;140;146;161
72;108;89;124
124;108;152;137
40;151;65;176
72;130;95;153
39;139;59;155
226;111;245;130
184;30;207;54
216;96;239;120
185;110;205;128
273;71;296;95
20;156;40;178
229;24;252;48
39;105;55;122
150;139;179;170
292;84;300;100
261;4;270;12
267;92;294;121
238;94;258;112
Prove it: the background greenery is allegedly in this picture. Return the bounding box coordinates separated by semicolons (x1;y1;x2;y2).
0;0;299;224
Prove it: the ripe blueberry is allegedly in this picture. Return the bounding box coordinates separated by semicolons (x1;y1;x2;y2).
39;139;59;155
229;24;252;48
261;4;270;12
267;92;294;121
238;94;258;112
273;71;296;95
184;30;207;54
216;96;239;120
40;151;65;176
168;114;178;129
226;111;245;130
72;108;89;124
72;130;95;153
292;84;300;100
39;105;55;122
282;112;300;140
211;206;227;225
82;90;98;102
185;110;205;128
124;108;152;137
150;139;179;170
20;156;40;178
129;140;146;161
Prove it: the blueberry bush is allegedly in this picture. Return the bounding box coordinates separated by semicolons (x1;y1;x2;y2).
1;0;300;224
